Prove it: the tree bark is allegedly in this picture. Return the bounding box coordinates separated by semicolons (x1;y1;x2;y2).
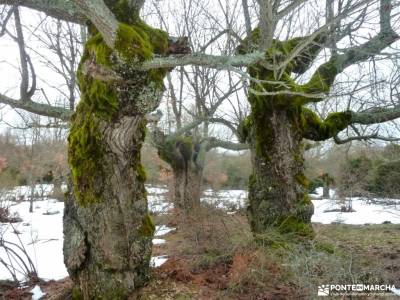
52;176;63;200
173;163;203;210
63;3;169;297
152;130;204;211
246;108;314;238
64;115;153;299
322;182;330;199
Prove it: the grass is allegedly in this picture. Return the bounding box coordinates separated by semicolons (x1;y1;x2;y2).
141;207;400;299
11;206;398;299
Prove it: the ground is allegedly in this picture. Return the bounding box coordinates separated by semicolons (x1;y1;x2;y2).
137;211;400;300
0;185;400;299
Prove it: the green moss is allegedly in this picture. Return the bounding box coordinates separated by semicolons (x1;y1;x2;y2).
71;287;83;300
276;216;315;238
295;173;309;189
158;136;193;170
301;108;352;141
115;23;153;61
107;0;139;24
137;164;147;182
84;33;112;66
138;214;155;237
237;116;252;143
68;16;169;206
302;58;338;93
115;21;168;62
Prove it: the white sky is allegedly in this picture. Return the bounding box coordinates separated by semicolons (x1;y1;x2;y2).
1;1;400;144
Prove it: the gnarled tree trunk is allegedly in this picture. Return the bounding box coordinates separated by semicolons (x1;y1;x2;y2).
173;162;203;210
63;3;171;298
152;130;204;210
246;107;314;238
64;116;153;298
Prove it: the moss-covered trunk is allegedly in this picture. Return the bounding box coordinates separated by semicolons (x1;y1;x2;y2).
246;107;314;237
173;164;202;210
64;116;153;299
154;134;204;211
63;4;169;298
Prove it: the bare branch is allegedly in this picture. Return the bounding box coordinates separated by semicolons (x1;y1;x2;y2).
0;0;86;23
72;0;118;48
334;134;400;144
139;51;265;70
302;0;399;96
0;93;72;120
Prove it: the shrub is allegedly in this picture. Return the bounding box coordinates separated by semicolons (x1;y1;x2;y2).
370;160;400;197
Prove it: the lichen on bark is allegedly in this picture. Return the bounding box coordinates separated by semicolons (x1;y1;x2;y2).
65;5;169;298
240;27;348;238
68;18;168;206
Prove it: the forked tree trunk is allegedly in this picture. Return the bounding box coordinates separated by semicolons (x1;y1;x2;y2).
246;108;314;238
173;164;203;210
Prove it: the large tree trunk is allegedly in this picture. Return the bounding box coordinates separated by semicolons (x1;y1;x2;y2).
63;5;170;297
246;107;314;238
64;116;153;299
173;164;203;210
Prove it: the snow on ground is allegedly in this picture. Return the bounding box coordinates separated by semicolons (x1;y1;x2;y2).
150;255;168;268
0;184;399;283
202;189;247;211
30;285;46;300
0;199;66;281
312;198;400;224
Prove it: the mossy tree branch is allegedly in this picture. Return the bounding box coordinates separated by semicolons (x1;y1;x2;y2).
301;0;399;96
302;108;352;141
351;105;400;125
205;137;248;151
303;104;400;141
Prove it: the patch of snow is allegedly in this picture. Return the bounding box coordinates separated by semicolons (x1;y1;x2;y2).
0;199;67;281
201;189;247;210
313;187;336;199
155;225;175;237
30;285;46;300
312;198;400;224
145;184;168;195
152;238;166;245
148;194;173;214
150;255;168;268
391;287;400;296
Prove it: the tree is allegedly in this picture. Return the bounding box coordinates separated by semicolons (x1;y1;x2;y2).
148;0;248;210
2;0;400;298
0;1;187;298
150;66;247;210
236;0;400;237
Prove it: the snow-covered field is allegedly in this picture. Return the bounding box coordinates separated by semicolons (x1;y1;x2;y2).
0;184;399;283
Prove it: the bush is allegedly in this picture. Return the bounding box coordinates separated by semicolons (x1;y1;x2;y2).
370;160;400;197
337;155;374;197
